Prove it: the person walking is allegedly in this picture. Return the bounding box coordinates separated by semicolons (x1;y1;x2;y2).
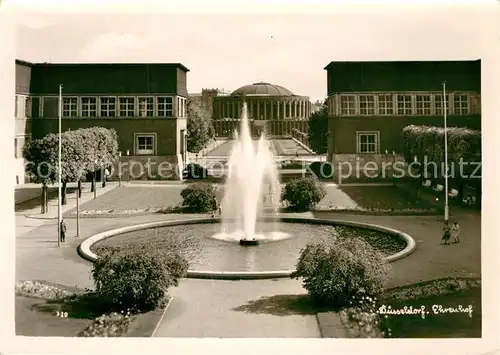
218;203;223;217
442;221;451;245
60;219;67;243
211;198;218;218
451;222;461;243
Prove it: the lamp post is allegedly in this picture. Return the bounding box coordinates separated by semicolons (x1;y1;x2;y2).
442;81;449;222
184;131;189;166
126;150;130;183
94;159;98;199
118;151;122;187
57;84;63;247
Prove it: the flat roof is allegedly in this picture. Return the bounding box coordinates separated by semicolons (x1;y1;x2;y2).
324;59;481;70
16;59;189;72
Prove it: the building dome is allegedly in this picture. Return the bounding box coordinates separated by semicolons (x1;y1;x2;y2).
231;82;294;97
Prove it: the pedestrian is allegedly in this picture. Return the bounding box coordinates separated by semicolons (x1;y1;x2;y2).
442;221;451;245
211;198;218;218
60;219;67;243
218;203;223;217
451;222;461;243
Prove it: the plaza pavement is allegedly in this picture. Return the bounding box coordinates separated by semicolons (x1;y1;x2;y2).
14;181;480;337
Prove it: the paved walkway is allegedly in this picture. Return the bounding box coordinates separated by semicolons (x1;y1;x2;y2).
15;185;481;337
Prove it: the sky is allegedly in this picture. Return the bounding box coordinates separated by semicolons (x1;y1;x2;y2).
12;2;488;102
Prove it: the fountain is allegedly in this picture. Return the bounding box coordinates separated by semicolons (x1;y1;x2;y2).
219;102;281;246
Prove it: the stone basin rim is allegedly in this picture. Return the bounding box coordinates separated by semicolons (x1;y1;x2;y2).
77;216;417;280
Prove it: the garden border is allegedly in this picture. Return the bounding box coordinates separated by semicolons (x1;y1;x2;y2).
77;217;417;280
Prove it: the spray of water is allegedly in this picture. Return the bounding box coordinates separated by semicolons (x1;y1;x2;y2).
217;102;283;243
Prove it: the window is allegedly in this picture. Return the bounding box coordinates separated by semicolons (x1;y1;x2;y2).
357;132;379;154
415;95;431;115
157;97;173;117
138;97;154;117
15;95;27;118
454;94;469;115
62;97;77;117
100;97;116;117
340;95;356;115
81;97;97;117
14;135;29;159
359;95;375;115
136;134;155;155
119;97;135;117
378;94;393;115
397;95;412;115
435;94;450;115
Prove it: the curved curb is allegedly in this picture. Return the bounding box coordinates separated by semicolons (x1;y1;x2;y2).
151;296;173;337
78;217;417;280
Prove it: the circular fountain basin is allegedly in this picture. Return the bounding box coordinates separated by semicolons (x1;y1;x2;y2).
79;217;417;280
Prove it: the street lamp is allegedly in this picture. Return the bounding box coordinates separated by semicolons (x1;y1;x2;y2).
184;131;189;166
118;151;122;187
57;84;63;247
126;150;130;183
94;159;98;199
442;81;449;221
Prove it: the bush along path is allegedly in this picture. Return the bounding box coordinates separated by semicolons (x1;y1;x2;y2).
16;245;188;337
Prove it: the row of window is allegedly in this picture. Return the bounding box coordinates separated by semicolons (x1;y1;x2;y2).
329;92;479;116
15;95;187;119
63;96;186;118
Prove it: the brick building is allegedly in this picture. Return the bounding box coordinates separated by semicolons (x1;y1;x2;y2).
324;60;481;168
15;60;190;182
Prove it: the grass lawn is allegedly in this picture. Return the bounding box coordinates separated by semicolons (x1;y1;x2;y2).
383;288;481;338
16;296;93;336
16;187;79;212
338;185;435;211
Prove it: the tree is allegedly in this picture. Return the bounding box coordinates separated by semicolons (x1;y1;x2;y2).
186;98;215;153
23;127;119;211
307;101;328;154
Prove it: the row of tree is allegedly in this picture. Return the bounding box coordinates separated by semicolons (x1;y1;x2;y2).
23;127;119;213
402;124;482;203
402;125;481;167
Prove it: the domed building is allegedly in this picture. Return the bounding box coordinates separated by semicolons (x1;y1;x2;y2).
212;82;311;120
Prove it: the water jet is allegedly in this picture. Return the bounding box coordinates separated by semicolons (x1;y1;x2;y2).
219;102;280;246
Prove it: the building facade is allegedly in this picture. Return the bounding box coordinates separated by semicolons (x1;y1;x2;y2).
14;60;190;181
324;60;481;166
213;82;311;120
211;82;311;137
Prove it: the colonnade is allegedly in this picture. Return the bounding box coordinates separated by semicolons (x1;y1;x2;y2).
213;118;309;137
213;97;311;120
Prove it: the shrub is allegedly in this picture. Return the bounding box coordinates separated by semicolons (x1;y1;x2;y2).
91;249;188;312
291;237;391;309
308;161;333;179
183;163;209;180
181;183;216;212
281;177;326;211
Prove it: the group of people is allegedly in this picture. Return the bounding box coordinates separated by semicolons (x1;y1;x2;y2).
442;221;461;245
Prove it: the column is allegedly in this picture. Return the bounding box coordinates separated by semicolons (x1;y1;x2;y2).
264;100;267;119
276;100;280;119
257;101;261;120
294;101;297;118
